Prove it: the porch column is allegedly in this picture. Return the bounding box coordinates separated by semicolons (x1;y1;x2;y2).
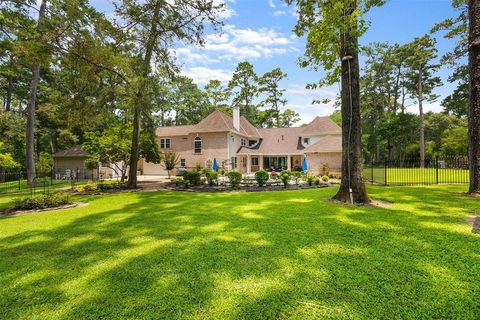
247;155;252;174
287;155;291;170
259;155;264;170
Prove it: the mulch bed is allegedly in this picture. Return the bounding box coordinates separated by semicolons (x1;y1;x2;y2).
0;202;89;218
163;184;330;193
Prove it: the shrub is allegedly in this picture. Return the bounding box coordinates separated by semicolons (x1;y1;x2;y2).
204;169;219;186
175;178;183;186
183;170;201;187
306;175;315;186
227;171;242;188
328;173;335;179
255;170;269;187
321;163;330;176
322;175;329;182
279;170;291;188
14;192;71;210
292;171;302;184
314;178;320;186
97;180;127;190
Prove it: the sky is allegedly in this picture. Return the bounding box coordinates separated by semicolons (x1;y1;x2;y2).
92;0;462;125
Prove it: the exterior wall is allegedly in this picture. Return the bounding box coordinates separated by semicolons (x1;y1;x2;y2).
143;131;229;175
53;157;93;179
306;152;342;175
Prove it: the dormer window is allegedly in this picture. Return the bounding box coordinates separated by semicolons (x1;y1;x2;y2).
303;137;310;145
194;136;202;154
241;138;247;146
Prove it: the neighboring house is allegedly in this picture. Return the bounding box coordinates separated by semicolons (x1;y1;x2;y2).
53;145;123;180
138;108;342;175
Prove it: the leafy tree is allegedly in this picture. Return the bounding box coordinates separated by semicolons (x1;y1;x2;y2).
228;61;259;124
440;126;468;156
286;0;385;203
280;109;300;127
259;68;287;127
115;0;224;188
169;76;209;125
162;152;179;178
204;79;231;112
404;35;442;167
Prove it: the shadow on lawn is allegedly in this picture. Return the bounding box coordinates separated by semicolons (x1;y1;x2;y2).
0;187;479;319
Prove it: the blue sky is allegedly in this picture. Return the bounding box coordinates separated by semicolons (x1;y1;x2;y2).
92;0;461;124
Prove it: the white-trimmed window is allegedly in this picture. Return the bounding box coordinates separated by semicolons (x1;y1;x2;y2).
180;159;186;167
231;157;237;169
303;137;310;145
160;138;171;149
194;136;202;154
241;138;247;146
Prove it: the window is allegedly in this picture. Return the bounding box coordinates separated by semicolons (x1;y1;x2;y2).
160;138;171;149
231;156;237;169
241;138;247;146
249;140;257;147
194;136;202;154
252;157;259;166
180;159;186;167
303;137;310;145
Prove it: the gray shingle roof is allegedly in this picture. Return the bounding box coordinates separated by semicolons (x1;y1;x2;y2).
53;145;89;157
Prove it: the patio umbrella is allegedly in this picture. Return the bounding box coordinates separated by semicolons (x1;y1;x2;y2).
212;158;218;171
302;155;308;172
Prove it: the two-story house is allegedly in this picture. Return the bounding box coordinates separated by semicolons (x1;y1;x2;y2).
138;107;342;175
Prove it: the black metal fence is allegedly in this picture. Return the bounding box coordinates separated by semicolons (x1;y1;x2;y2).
364;156;469;185
0;169;98;194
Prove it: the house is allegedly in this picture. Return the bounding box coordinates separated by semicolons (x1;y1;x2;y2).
53;145;123;180
138;108;342;176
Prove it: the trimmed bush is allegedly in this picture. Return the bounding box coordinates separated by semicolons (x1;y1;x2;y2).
306;175;315;186
14;192;71;210
292;171;302;184
322;175;329;182
204;170;219;186
255;170;269;187
279;170;291;188
227;171;242;188
183;170;201;187
314;178;321;186
97;180;127;190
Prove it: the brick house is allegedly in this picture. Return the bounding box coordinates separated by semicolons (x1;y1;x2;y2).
138;108;342;175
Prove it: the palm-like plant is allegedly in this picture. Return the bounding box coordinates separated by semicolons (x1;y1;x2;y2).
162;152;179;178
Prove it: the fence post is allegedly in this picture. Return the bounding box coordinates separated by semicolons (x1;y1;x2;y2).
435;155;439;185
371;157;374;184
384;158;387;186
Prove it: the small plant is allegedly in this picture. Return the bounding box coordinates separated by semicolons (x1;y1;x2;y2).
162;151;179;178
227;171;242;189
322;175;329;182
175;178;183;186
204;169;219;186
183;170;201;187
314;178;321;186
292;171;302;185
328;173;335;179
97;180;127;190
306;175;315;186
195;162;202;171
279;170;291;188
14;192;71;210
321;163;330;176
255;170;269;187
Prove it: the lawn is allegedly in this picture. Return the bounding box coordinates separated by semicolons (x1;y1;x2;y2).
0;186;479;319
366;167;469;185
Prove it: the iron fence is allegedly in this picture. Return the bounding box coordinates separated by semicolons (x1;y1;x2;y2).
364;156;469;185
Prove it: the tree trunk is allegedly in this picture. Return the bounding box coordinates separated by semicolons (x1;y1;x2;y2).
26;0;47;184
333;0;369;204
418;67;425;168
468;0;480;194
127;2;161;189
5;75;13;111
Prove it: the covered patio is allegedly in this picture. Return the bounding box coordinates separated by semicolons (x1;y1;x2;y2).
237;154;304;173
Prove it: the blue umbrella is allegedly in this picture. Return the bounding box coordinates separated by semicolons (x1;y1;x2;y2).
302;155;308;172
212;158;218;171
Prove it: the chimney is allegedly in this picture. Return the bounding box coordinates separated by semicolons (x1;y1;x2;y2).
233;106;240;131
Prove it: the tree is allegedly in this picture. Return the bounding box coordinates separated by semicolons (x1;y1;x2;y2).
286;0;384;203
116;0;224;189
204;79;231;112
259;68;287;127
468;0;480;194
404;35;442;167
228;61;259;124
280;109;300;127
162;152;179;178
440;126;468;156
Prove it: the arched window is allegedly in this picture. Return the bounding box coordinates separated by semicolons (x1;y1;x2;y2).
194;136;202;154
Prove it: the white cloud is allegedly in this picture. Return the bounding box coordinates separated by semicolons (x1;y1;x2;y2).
273;10;286;16
268;0;276;8
181;67;232;85
212;0;237;19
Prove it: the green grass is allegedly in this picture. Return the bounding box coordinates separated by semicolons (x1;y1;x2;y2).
0;186;479;319
366;167;469;185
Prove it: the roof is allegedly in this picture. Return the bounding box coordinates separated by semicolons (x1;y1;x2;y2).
53;145;89;158
301;116;342;135
304;135;342;153
237;127;306;155
156;110;261;138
